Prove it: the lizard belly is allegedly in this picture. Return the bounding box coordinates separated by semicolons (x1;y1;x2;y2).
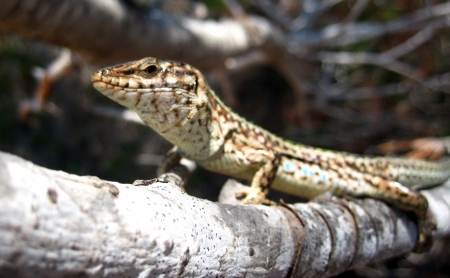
197;152;258;181
199;153;340;199
271;158;334;199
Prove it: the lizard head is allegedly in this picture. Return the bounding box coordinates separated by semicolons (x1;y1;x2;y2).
92;57;227;159
91;57;206;112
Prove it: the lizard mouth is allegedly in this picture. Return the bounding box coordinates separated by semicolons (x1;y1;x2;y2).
93;79;189;112
92;71;187;94
93;79;182;95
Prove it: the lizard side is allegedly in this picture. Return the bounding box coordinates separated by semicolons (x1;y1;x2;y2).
91;57;450;252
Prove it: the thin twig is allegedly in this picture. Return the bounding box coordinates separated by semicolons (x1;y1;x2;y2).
91;105;144;125
223;0;246;19
249;0;292;31
344;0;370;23
291;2;450;48
312;51;425;83
382;18;448;60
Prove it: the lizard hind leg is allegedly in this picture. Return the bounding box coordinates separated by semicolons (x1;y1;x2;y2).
358;176;434;253
236;155;282;206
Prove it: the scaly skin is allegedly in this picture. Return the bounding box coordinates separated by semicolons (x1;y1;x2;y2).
92;57;450;252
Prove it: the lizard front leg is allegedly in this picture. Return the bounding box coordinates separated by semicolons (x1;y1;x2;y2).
133;147;184;187
236;154;282;205
157;146;183;176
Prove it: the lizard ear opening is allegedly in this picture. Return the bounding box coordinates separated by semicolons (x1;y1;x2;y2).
193;76;199;96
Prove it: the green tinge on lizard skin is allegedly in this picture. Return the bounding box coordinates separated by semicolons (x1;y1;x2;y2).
92;57;450;252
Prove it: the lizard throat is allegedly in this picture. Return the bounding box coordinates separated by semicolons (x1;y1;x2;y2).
93;79;220;160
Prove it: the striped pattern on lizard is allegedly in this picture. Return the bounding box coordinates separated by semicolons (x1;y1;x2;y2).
92;57;450;252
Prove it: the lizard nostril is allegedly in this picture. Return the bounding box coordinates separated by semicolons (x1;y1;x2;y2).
101;70;108;76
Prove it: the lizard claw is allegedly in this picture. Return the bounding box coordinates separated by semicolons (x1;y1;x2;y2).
133;179;159;186
414;217;436;253
235;188;276;205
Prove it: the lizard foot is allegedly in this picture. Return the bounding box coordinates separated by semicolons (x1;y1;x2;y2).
235;188;276;205
133;179;160;186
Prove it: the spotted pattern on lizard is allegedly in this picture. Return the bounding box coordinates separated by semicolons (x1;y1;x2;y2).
92;57;450;252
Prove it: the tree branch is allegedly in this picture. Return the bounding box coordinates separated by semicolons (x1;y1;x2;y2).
0;0;284;69
1;151;449;277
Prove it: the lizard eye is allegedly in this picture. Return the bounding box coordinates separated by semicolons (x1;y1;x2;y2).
144;65;159;76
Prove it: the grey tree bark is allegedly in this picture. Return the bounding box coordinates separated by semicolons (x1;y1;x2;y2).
1;151;450;277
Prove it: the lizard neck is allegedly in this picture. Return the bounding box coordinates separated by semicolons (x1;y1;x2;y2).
135;73;233;161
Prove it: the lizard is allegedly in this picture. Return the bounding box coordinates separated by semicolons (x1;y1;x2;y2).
91;57;450;252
